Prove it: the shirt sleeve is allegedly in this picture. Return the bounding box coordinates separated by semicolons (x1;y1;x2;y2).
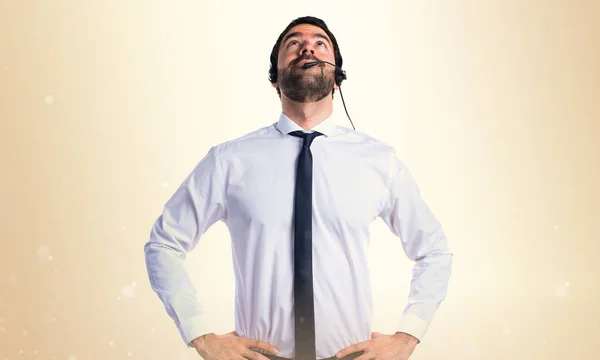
143;146;227;348
377;150;453;343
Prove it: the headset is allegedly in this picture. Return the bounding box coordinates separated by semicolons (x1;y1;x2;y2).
301;61;356;130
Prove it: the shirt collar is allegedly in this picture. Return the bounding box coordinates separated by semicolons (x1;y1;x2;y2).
275;111;338;137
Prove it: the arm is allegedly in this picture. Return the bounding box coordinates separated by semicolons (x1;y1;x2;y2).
377;151;453;343
143;146;227;347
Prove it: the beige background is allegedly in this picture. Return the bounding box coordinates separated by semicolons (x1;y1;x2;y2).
1;0;599;359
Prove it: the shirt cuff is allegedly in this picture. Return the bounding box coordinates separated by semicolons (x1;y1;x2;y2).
178;315;212;348
395;314;429;343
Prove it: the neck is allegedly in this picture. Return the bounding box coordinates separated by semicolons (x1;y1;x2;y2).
280;93;333;130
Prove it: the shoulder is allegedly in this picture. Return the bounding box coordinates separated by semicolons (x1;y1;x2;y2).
335;125;400;161
209;123;279;158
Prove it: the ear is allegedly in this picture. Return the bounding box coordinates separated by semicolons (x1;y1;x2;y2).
333;82;339;90
272;82;278;89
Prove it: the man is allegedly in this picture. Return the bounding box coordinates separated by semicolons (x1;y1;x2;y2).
144;16;453;360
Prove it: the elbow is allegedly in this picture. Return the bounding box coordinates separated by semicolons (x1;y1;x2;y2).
414;246;453;263
144;234;187;263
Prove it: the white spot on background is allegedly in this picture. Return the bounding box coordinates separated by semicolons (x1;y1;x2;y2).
553;225;559;230
132;281;137;287
44;95;54;104
38;245;52;259
161;182;169;188
555;281;570;297
68;355;78;360
48;255;54;261
128;352;133;356
502;326;510;335
3;66;7;71
122;285;135;298
22;330;28;336
121;225;126;230
9;274;16;283
109;340;115;346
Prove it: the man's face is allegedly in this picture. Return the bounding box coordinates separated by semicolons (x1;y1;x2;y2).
274;24;338;103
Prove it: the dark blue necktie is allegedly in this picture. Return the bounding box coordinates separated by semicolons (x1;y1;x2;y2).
288;130;324;360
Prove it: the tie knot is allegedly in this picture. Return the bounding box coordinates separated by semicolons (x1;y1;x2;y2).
288;130;324;148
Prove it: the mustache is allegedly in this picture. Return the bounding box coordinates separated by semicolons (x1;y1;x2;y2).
291;54;321;67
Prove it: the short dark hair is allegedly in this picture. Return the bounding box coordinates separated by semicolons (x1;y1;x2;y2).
268;16;344;97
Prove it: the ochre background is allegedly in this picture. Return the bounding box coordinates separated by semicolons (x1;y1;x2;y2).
1;1;599;359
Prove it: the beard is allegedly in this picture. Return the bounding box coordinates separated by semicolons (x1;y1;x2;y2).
278;62;335;103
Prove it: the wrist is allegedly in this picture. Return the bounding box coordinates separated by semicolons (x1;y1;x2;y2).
190;333;214;350
393;332;419;346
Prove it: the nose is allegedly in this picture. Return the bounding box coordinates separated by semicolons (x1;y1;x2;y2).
300;42;315;56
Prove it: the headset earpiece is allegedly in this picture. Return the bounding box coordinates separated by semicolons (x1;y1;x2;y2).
335;68;346;86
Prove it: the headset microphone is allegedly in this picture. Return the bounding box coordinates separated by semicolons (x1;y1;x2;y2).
301;61;319;69
300;60;355;130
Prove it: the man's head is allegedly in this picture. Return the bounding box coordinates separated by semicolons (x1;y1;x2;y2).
268;16;344;102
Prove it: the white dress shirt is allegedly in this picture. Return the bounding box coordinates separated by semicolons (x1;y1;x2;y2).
144;112;453;359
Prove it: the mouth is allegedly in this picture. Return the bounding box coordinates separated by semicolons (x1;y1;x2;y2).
297;58;319;67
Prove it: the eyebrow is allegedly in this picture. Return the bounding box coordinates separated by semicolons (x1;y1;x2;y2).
282;31;331;46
